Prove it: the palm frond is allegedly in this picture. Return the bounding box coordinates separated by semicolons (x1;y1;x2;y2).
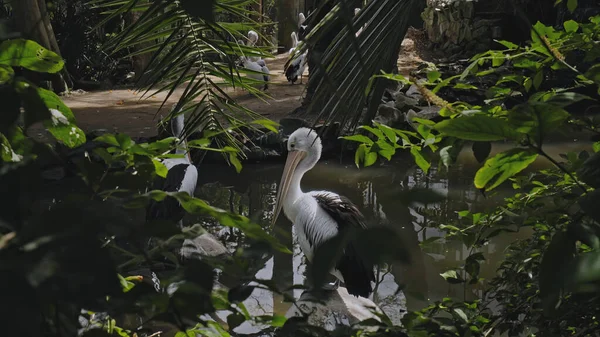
89;0;275;158
293;0;421;133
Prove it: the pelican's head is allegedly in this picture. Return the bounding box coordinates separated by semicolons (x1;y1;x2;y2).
272;127;322;226
299;12;306;25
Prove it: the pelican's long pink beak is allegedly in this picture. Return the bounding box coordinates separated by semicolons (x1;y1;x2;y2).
272;150;306;226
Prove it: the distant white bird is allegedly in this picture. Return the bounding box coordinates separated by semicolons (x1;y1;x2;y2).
355;8;364;37
298;13;307;41
298;12;306;28
238;36;262;63
285;51;307;85
272;128;375;298
238;55;270;90
288;31;299;55
147;112;198;228
247;30;259;46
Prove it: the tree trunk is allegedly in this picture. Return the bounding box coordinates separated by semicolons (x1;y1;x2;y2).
12;0;70;93
278;0;301;53
126;9;154;83
251;0;263;22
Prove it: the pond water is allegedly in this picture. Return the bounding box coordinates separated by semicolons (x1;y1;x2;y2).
188;140;593;332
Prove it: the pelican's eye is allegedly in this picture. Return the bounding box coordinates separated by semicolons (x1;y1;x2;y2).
290;143;295;149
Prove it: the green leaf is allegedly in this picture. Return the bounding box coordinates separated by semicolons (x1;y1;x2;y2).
0;133;23;162
228;152;242;173
153;159;168;178
364;148;378;167
440;270;464;284
355;143;367;168
95;134;120;147
508;103;570;141
427;70;441;83
410;147;430;173
533;70;544;89
434;115;520;141
251;119;279;133
452;308;468;323
0;64;14;83
14;80;50;129
567;0;577;13
584;64;600;85
593;141;600;153
453;83;478;90
341;134;374;145
465;252;485;279
495;40;518;49
0;39;64;73
563;20;579;33
472;141;492;164
37;87;86;148
271;315;287;328
474;148;538;191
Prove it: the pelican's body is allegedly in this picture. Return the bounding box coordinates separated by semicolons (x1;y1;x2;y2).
146;111;198;227
238;56;270;90
272;128;375;298
285;51;307;84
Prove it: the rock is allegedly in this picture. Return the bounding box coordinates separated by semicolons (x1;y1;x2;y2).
181;232;229;259
374;102;404;128
392;91;420;110
286;288;384;332
415;105;442;120
405;84;424;102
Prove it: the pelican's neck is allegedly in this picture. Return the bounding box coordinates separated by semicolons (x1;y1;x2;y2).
175;139;191;163
284;149;320;210
291;32;298;47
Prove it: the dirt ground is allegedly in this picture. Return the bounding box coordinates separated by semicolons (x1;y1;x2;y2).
51;28;429;139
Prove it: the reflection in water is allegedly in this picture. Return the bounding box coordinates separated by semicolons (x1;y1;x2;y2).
189;141;591;332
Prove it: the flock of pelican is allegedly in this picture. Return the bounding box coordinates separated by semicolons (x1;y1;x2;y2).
149;6;378;299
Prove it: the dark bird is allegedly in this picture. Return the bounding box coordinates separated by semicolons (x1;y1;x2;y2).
271;127;375;298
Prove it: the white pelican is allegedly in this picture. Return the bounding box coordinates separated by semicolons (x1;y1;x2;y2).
285;51;307;84
271;128;375;298
298;12;306;28
146;111;198;227
355;8;364;37
238;55;270;90
298;13;307;41
288;31;299;55
247;30;259;46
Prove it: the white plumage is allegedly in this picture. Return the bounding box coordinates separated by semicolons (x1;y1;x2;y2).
298;12;306;28
247;30;259;46
272;128;375;298
288;31;299;55
239;55;270;90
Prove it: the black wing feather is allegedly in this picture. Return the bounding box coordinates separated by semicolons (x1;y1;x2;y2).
313;193;375;298
146;163;189;223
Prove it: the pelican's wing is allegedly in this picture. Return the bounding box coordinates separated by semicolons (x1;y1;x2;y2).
146;163;192;223
311;191;375;297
